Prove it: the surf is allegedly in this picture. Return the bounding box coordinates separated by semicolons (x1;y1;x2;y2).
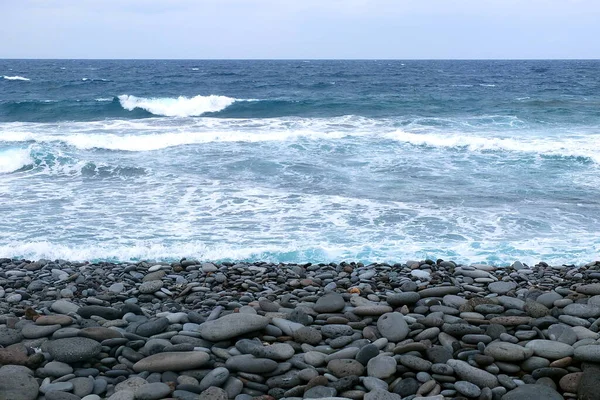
118;94;240;117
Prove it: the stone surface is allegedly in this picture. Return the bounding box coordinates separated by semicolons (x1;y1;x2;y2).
484;341;533;362
0;370;39;400
314;292;346;313
377;312;409;342
525;340;574;359
133;351;210;372
447;359;498;388
47;337;102;363
197;313;270;341
501;384;563;400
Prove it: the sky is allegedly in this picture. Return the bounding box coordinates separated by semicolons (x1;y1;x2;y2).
1;0;599;59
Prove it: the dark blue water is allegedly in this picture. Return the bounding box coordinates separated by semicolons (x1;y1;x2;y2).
1;60;599;264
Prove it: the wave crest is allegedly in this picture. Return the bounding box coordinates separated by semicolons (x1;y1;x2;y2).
118;94;238;117
0;148;33;173
3;75;30;81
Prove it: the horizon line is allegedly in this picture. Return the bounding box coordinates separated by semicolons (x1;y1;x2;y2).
1;57;600;61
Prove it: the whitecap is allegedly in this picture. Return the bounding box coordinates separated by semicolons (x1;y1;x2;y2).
118;94;239;117
0;148;33;173
3;75;30;81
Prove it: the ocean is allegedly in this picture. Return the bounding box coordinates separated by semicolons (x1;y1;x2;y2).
0;59;599;265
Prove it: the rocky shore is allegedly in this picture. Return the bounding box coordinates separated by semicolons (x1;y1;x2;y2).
2;257;600;400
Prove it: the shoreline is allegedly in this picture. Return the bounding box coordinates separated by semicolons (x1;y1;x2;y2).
2;257;600;400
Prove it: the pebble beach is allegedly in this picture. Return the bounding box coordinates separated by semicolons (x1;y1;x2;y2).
2;258;600;400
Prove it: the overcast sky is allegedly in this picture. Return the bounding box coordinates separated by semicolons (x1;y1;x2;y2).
1;0;599;59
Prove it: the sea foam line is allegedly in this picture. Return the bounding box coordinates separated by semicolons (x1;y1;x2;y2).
386;130;600;164
1;118;599;162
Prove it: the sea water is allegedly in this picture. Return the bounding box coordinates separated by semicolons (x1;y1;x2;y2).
1;60;599;265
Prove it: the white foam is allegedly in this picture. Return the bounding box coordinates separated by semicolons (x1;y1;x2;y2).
3;75;30;81
118;94;238;117
0;148;33;173
1;117;600;163
95;98;113;102
385;130;600;164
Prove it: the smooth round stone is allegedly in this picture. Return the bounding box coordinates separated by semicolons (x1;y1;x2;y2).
488;281;517;294
79;327;122;341
455;380;481;398
134;382;172;400
6;293;22;303
48;337;102;363
447;359;498;388
521;356;551;372
525;340;574;359
22;323;61;339
559;314;591;327
484;341;533;362
293;326;322;345
197;313;270;341
327;359;365;378
474;304;504;314
135;318;169;337
304;386;337;398
138;281;163;294
314;293;345;313
578;366;600;400
573;345;600;362
45;392;81;400
524;301;550;318
198;387;228;400
573;326;600;340
40;382;74;394
367;355;396;379
133;351;210;372
547;324;577;345
108;391;136;400
356;344;380;365
462;334;492;344
363;376;389;391
559;372;582;392
399;355;432;371
108;283;125;293
418;286;460;298
386;292;421;307
353;305;393;316
365;389;402;399
0;327;23;346
377;312;409;342
304;351;327;366
35;315;74;326
225;355;278;373
69;377;94;397
500;384;563;400
0;370;39;400
115;376;147;393
78;306;122;320
81;396;101;400
43;361;74;377
576;284;600;295
199;367;229;391
325;347;360;362
563;303;600;318
514;330;537;340
536;292;563;308
321;324;354;338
